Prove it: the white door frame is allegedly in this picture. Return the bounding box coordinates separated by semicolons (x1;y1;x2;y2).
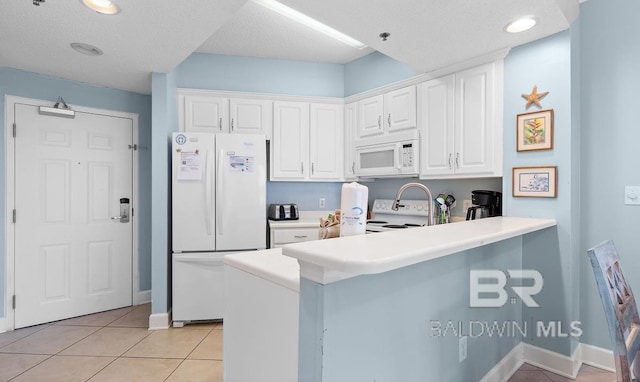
2;95;140;332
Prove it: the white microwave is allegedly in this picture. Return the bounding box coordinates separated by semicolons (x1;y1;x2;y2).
354;131;419;178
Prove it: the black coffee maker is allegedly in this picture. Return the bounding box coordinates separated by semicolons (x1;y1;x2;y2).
466;190;502;220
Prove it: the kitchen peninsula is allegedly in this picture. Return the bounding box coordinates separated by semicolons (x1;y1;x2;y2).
224;217;557;382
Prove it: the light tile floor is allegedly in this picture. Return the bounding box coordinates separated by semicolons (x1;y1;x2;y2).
0;304;223;382
0;304;617;381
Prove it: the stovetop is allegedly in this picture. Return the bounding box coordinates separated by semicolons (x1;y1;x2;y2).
366;199;430;233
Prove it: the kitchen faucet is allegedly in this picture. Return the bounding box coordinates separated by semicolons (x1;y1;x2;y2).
391;182;434;226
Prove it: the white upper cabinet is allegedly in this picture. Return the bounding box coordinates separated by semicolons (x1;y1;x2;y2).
419;62;503;178
183;95;228;133
229;99;273;138
272;101;309;180
357;85;416;138
384;86;417;133
358;95;384;138
419;75;455;176
271;101;343;181
180;92;272;139
309;103;343;180
343;102;358;180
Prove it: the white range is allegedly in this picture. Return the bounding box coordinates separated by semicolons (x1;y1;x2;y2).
366;199;431;233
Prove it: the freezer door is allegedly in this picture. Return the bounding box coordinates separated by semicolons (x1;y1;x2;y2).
172;132;216;252
172;252;225;322
215;134;267;251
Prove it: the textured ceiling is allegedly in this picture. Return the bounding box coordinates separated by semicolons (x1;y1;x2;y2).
0;0;578;94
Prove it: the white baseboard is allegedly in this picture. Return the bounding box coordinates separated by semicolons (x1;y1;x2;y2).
521;342;581;379
481;342;615;381
480;343;524;382
148;308;171;330
0;317;9;334
136;290;151;305
579;343;615;372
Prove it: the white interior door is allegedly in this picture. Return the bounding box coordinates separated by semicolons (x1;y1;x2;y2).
13;103;133;328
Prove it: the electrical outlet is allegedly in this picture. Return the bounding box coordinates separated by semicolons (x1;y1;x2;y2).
459;336;467;363
463;199;472;211
319;198;326;208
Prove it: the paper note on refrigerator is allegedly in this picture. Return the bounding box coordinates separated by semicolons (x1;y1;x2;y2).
228;155;254;173
177;150;202;180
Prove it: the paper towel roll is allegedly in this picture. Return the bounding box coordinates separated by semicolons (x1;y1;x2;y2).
340;182;368;237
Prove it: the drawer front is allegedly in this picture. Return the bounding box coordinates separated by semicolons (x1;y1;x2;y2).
272;228;318;244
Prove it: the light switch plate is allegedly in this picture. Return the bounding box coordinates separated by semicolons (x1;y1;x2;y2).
625;186;640;205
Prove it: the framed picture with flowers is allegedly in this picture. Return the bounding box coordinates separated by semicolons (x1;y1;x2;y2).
512;166;557;198
516;109;554;151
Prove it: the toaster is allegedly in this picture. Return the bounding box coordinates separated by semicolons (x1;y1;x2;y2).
268;204;299;220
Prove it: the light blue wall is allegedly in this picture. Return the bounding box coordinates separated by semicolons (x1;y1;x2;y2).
344;51;416;96
502;31;580;355
0;67;152;318
579;0;640;349
299;236;526;381
151;71;178;315
177;53;345;98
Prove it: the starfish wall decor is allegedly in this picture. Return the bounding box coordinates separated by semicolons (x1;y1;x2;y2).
521;85;549;109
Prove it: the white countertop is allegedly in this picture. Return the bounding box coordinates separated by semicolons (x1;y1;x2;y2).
282;217;556;284
224;248;300;292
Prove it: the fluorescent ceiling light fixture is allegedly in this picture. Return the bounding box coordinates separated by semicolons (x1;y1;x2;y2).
81;0;120;15
505;17;537;33
253;0;367;49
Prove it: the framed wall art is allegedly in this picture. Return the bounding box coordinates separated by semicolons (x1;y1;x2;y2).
512;166;557;198
516;109;554;151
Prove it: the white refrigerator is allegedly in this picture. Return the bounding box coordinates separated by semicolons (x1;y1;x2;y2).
171;132;266;325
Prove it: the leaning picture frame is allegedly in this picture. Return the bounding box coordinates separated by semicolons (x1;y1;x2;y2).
516;109;554;151
512;166;557;198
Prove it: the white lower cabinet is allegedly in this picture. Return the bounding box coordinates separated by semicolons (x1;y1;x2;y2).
270;226;318;248
419;62;503;178
271;101;343;181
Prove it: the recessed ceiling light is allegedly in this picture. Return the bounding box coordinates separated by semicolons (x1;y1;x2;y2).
253;0;367;49
81;0;120;15
505;17;537;33
70;42;104;56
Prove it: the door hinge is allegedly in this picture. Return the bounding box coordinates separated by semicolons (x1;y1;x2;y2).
12;123;16;138
12;209;16;223
12;295;15;310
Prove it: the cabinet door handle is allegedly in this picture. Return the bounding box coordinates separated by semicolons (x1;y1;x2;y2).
378;115;382;129
311;162;315;175
231;118;234;131
301;162;304;174
294;235;308;239
448;153;452;169
219;118;222;132
352;162;355;173
388;114;391;127
455;152;460;168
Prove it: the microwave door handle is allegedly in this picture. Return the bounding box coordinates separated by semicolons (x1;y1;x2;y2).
396;143;402;171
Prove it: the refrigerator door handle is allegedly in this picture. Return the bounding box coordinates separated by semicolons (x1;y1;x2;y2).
205;150;214;236
173;254;224;264
217;148;224;235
